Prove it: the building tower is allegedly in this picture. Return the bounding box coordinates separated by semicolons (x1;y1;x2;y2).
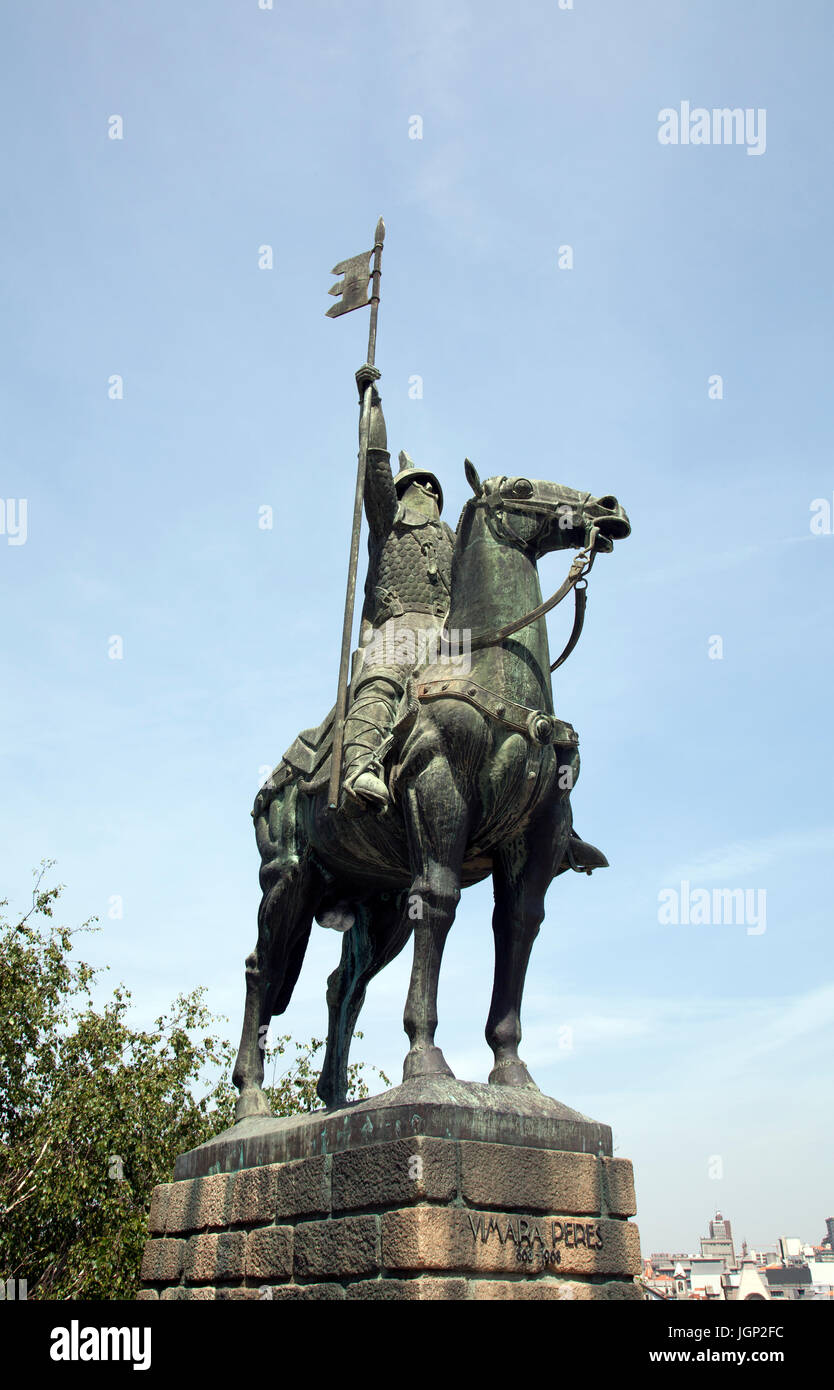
700;1211;736;1267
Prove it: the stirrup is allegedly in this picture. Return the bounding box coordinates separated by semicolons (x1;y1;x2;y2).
565;830;608;875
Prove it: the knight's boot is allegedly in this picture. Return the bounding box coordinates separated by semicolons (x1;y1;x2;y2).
341;678;401;811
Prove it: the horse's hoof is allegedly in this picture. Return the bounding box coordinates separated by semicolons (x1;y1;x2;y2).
316;1079;346;1111
235;1086;273;1122
488;1059;539;1090
402;1045;455;1082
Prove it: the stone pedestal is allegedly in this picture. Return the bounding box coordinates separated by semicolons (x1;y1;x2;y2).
139;1080;641;1301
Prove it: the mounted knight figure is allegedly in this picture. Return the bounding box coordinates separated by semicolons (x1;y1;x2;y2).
232;220;631;1121
341;362;454;811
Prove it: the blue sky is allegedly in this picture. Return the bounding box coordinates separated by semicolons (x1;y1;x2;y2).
2;0;832;1257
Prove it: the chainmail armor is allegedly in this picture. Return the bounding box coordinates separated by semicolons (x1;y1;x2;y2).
362;447;455;626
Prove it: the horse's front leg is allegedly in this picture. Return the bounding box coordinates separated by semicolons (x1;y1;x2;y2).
401;774;471;1082
486;808;569;1088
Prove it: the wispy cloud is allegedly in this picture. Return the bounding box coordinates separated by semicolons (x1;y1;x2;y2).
664;827;834;883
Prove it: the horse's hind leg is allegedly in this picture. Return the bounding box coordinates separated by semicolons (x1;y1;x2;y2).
486;811;567;1088
233;854;322;1121
317;894;413;1110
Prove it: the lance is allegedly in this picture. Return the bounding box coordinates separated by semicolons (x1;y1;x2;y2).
325;217;386;809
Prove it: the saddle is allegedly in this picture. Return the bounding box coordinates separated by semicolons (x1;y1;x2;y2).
252;706;334;812
254;679;419;811
252;694;608;878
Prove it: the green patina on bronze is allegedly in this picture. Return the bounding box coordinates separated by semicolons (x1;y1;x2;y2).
231;226;631;1121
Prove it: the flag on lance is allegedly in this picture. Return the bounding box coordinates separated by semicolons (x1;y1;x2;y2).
326;249;373;318
325;217;385;808
325;217;385;320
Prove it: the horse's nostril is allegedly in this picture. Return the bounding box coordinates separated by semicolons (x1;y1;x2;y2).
598;495;618;510
597;515;630;540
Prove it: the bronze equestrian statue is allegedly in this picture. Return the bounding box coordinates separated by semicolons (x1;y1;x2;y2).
232;366;630;1120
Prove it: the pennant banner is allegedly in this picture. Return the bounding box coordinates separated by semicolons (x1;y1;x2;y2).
326;249;373;318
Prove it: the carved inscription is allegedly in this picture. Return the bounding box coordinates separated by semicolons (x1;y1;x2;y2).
467;1213;604;1269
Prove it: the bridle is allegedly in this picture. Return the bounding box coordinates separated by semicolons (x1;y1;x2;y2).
447;486;605;672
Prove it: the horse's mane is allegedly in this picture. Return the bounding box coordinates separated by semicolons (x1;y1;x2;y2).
453;495;478;545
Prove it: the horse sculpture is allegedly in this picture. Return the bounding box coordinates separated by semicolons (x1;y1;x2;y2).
233;463;630;1120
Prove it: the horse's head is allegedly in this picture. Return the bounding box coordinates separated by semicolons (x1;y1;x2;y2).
464;458;630;559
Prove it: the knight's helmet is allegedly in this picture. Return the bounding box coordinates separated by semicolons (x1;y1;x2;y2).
392;450;444;513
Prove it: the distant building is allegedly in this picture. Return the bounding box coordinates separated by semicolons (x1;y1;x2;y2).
778;1236;803;1263
642;1258;691;1300
647;1212;834;1301
765;1267;813;1300
700;1211;736;1269
752;1248;781;1266
640;1266;674;1300
688;1258;725;1298
723;1256;770;1301
802;1262;834;1298
641;1282;669;1301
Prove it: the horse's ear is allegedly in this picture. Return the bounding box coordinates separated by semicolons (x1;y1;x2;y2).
464;458;483;497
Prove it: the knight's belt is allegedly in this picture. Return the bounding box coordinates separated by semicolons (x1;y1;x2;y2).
373;598;449;623
417;677;579;747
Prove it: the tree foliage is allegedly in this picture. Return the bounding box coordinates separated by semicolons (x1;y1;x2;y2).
0;864;388;1300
